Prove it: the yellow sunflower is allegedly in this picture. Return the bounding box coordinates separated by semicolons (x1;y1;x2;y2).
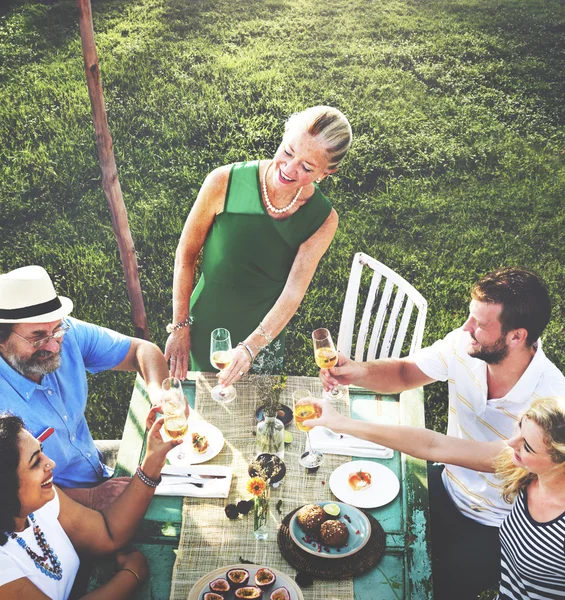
247;477;266;496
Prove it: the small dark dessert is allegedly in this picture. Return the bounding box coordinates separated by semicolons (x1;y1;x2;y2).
254;567;276;588
234;586;263;598
270;587;291;600
320;519;349;546
203;593;224;600
296;504;327;534
224;504;239;519
227;568;250;589
237;500;254;515
209;577;230;594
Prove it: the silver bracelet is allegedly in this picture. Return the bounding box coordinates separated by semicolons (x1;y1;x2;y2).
136;466;161;488
258;321;273;344
237;342;255;362
166;318;190;334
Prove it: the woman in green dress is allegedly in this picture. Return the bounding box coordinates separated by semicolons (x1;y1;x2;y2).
165;106;352;384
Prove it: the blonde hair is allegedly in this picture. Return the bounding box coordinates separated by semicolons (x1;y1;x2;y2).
285;106;353;170
495;397;565;503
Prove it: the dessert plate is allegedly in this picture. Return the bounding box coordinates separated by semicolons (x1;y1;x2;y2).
289;500;371;559
165;421;224;466
188;564;303;600
329;460;400;508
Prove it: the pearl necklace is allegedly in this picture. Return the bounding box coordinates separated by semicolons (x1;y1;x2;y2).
262;161;303;214
10;513;63;580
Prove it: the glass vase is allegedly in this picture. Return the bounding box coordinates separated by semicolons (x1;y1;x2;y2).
256;415;285;460
253;486;271;540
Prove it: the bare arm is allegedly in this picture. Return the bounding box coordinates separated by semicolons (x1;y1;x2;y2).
165;166;231;380
219;208;339;385
112;339;169;408
319;353;436;394
304;399;505;472
58;411;180;555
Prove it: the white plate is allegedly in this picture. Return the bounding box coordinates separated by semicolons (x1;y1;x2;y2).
188;564;304;600
329;460;400;508
165;421;224;465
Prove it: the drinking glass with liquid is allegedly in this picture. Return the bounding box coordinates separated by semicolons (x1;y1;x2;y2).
312;328;344;401
162;377;189;460
292;389;324;469
210;328;237;403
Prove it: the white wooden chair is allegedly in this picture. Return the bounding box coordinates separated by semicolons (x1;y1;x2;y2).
337;253;428;361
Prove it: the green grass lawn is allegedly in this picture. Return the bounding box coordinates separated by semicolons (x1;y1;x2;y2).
1;0;564;439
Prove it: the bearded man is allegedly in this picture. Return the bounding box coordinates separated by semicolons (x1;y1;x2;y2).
0;265;169;509
319;267;565;599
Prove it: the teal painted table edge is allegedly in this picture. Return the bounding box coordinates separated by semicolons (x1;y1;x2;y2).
102;376;433;599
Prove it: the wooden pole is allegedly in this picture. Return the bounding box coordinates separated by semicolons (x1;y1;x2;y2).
76;0;149;340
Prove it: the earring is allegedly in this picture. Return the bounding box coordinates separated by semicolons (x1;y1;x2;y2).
316;178;322;183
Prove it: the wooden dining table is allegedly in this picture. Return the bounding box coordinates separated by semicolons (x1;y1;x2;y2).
89;373;433;599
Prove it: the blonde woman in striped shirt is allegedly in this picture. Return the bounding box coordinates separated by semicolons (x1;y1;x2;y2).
306;396;565;599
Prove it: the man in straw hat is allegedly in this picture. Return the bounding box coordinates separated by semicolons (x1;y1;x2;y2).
0;265;170;509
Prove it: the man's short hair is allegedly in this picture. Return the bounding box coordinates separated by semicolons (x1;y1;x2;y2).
0;324;12;344
471;268;550;346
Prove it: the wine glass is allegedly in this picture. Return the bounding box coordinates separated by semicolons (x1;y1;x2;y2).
161;377;189;460
312;328;344;401
210;328;237;403
292;389;324;469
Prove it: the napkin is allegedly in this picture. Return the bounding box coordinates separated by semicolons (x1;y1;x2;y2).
308;427;394;459
156;464;233;497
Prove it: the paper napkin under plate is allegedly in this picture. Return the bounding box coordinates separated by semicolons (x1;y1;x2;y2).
308;427;394;459
156;465;233;498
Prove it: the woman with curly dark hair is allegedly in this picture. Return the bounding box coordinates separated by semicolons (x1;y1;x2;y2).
0;410;181;599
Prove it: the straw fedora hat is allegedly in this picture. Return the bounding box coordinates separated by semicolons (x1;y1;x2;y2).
0;266;73;323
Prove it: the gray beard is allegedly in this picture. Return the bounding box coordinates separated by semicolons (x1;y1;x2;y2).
3;349;61;379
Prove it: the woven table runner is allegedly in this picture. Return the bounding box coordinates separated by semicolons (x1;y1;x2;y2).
169;374;354;600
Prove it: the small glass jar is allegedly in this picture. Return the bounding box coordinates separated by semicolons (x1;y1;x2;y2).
256;415;285;460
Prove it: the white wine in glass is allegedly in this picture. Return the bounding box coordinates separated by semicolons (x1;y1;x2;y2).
312;328;344;400
161;377;189;460
210;328;237;403
292;389;324;469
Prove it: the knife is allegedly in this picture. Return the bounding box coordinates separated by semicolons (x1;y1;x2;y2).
161;472;227;480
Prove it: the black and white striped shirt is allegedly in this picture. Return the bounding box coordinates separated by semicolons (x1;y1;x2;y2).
498;489;565;599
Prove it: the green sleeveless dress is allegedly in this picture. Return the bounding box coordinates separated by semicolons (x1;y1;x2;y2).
189;160;332;373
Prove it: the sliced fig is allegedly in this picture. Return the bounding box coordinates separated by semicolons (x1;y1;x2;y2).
203;594;224;600
209;577;230;593
227;568;250;588
254;567;276;589
270;587;290;600
234;586;263;599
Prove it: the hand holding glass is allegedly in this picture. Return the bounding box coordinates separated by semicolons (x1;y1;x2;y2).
161;377;189;460
210;328;237;403
312;328;344;401
292;389;324;468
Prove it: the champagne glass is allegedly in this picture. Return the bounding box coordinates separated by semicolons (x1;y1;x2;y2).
312;328;344;401
292;389;324;469
210;328;237;403
161;377;189;460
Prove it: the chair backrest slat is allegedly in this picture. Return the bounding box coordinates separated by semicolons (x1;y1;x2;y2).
338;252;427;362
378;288;406;360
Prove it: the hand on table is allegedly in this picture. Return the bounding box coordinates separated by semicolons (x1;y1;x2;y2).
165;327;191;380
217;344;252;387
319;353;363;390
116;549;149;584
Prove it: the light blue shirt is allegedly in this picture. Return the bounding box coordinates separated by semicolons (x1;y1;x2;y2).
0;317;131;488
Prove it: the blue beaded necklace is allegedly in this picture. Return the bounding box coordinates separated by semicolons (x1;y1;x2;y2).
9;513;63;580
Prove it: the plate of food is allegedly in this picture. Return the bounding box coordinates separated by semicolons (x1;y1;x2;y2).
188;563;304;600
165;420;224;466
289;501;371;559
329;460;400;508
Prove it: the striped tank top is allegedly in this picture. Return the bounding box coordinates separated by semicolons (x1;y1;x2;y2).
498;489;565;599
